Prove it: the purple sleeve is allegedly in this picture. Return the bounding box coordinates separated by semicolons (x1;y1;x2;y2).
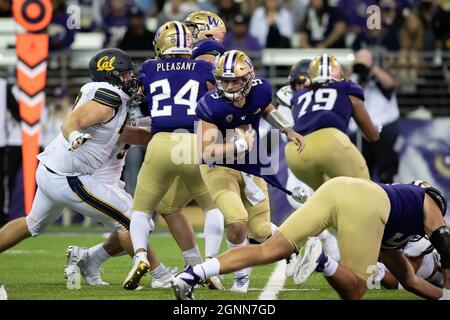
259;78;274;106
200;61;216;85
345;81;365;101
196;95;216;123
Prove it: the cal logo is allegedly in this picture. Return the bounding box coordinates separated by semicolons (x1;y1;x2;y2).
97;56;116;71
207;15;219;27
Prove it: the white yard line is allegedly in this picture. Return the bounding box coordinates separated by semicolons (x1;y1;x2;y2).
258;260;287;300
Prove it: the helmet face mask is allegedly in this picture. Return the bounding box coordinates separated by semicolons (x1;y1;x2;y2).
215;50;255;103
184;11;227;43
153;21;193;59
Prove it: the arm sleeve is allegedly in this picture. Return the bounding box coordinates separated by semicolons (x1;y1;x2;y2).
196;96;215;123
346;81;365;101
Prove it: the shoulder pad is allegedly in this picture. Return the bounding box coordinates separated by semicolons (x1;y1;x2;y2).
92;88;122;108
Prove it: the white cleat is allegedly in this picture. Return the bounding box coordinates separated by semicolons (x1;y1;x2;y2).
293;237;323;285
230;275;250;293
0;284;8;300
285;252;299;278
65;246;109;287
123;255;150;290
170;266;199;300
151;267;178;289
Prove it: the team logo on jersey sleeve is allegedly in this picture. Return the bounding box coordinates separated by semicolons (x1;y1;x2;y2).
97;56;116;71
226;114;233;123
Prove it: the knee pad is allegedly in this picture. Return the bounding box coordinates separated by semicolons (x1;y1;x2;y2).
25;215;49;237
429;226;450;269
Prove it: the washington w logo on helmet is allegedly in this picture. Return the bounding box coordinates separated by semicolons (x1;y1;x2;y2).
96;56;116;71
207;15;219;27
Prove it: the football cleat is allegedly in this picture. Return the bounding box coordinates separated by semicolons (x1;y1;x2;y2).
170;266;202;300
285;252;300;278
123;255;150;290
65;246;109;287
205;275;225;290
151;267;178;289
293;237;323;284
230;275;250;293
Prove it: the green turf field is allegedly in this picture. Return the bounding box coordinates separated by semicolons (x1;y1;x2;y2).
0;226;420;300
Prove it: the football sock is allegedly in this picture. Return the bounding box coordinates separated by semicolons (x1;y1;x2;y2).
183;245;203;266
130;211;152;254
227;239;251;278
87;244;111;268
322;255;339;277
150;262;168;278
193;258;220;280
204;208;224;258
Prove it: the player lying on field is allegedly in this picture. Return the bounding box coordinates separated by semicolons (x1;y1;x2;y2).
171;178;450;300
372;236;444;289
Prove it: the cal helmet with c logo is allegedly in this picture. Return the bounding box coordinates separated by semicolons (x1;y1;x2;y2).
88;48;137;96
215;50;255;102
153;20;193;59
411;180;447;216
308;53;344;84
184;10;227;43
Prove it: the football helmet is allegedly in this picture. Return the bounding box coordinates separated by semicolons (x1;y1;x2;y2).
289;59;312;91
308;54;343;84
184;11;226;43
215;50;255;102
411;180;447;216
153;20;193;58
88;48;137;96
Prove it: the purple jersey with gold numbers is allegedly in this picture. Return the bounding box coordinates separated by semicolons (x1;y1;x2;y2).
140;58;215;134
379;183;427;249
291;80;364;135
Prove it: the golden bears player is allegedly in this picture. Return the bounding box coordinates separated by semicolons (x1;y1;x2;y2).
286;54;380;191
0;48;174;287
171;178;450;300
185;50;304;292
122;21;223;290
374;236;443;289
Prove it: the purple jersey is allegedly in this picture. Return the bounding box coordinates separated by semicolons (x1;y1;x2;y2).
196;78;272;136
196;77;290;193
379;183;426;249
291;80;364;135
192;39;226;59
140;58;215;134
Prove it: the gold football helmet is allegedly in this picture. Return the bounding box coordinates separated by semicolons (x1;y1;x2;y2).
215;50;255;101
308;54;344;84
184;10;227;43
153;21;193;58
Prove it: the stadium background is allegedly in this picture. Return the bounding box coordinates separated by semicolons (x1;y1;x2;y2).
0;0;449;229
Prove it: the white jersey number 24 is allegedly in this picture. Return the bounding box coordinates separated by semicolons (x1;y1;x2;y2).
150;79;200;117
